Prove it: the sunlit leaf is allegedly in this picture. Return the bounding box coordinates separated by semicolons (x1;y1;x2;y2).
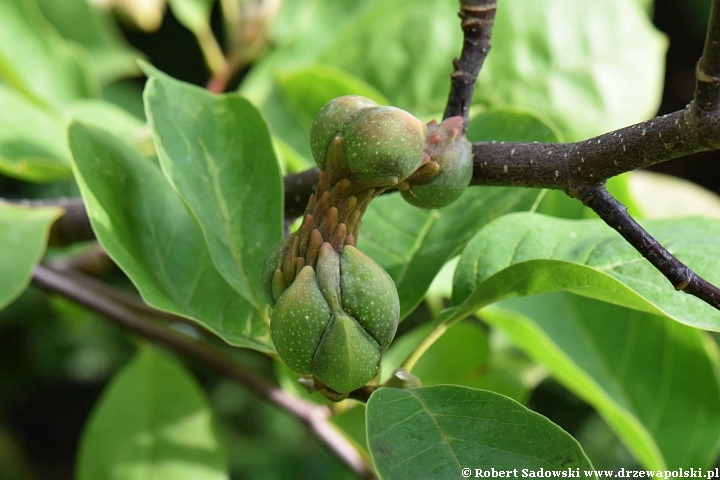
475;0;666;140
144;68;282;320
69;122;273;351
0;85;72;182
367;385;594;479
76;346;229;480
0;202;62;311
481;292;720;468
452;213;720;331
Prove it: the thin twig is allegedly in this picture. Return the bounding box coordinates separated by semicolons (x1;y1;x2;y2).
31;265;377;480
693;0;720;117
576;184;720;309
444;0;497;128
46;242;114;275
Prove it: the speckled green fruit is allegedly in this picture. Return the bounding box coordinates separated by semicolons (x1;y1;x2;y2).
342;106;426;187
309;96;378;170
312;312;381;393
340;245;398;348
271;266;331;375
401;121;472;209
269;242;399;393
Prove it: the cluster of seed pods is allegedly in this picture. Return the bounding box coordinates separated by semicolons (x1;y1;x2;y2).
263;96;472;395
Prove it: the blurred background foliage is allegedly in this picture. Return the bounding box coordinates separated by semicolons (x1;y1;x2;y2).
1;0;719;478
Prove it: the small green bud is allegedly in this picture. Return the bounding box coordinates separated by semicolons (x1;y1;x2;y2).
385;368;422;389
309;96;378;170
270;242;399;393
261;238;290;307
401;116;472;209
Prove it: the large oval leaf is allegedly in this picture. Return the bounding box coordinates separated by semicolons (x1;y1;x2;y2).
366;385;594;480
239;0;460;159
480;292;720;469
452;213;720;331
68;122;273;351
144;67;282;323
242;0;460;115
316;0;459;115
474;0;666;141
0;202;62;311
76;346;228;480
277;64;390;129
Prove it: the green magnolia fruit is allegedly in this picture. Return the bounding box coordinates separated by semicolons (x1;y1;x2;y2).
271;242;399;393
309;95;379;171
266;95;435;395
309;96;427;190
401;116;472;209
341;106;427;189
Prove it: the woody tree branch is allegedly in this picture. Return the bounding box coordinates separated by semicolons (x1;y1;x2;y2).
444;0;497;128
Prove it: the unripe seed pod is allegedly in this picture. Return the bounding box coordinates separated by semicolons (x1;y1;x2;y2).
342;106;427;189
309;96;378;170
266;96;431;395
270;242;399;393
271;266;331;374
401;116;472;209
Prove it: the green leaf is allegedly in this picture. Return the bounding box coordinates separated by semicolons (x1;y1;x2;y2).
474;0;667;141
240;0;461;158
315;1;459;115
63;99;154;158
480;292;720;469
144;68;282;320
451;213;720;331
359;188;540;319
277;64;390;129
68;121;273;351
534;173;642;221
167;0;214;31
466;108;563;143
76;346;228;480
366;385;594;480
628;171;720;219
0;202;62;311
410;321;542;402
0;0;97;108
0;84;73;182
242;0;460;116
411;321;489;386
34;0;141;83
